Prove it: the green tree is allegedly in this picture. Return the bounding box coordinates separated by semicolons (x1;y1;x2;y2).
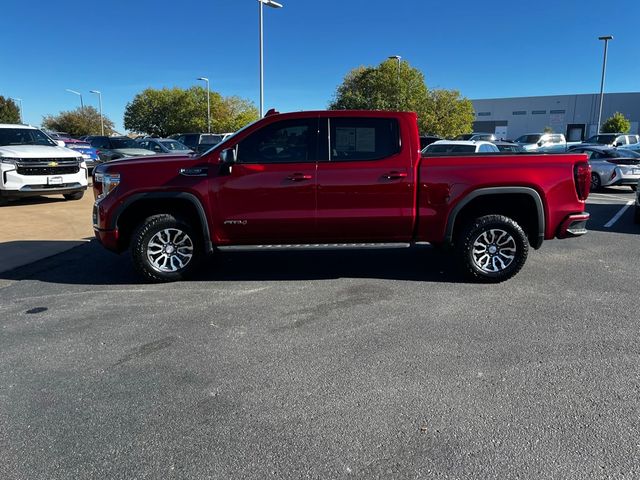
543;126;553;133
601;112;631;134
42;106;115;136
0;96;21;123
124;86;258;136
329;58;474;137
422;89;475;138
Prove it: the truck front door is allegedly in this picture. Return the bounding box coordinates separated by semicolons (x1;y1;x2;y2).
213;117;318;244
315;116;415;242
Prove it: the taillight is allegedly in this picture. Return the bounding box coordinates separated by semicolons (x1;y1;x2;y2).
574;162;591;200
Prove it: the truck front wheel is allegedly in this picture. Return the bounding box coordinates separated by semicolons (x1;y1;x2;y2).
456;215;529;283
131;214;203;283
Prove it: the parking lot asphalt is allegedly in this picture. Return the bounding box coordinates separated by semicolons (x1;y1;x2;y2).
0;191;94;273
0;188;638;479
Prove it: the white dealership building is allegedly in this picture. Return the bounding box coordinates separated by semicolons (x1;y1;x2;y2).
471;92;640;141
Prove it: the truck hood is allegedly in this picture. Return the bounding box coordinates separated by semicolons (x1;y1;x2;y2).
112;148;157;156
0;145;81;159
103;153;195;168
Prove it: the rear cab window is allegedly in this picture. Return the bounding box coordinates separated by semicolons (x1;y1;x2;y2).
328;117;400;161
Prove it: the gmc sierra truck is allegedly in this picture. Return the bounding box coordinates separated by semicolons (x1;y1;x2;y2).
93;110;591;283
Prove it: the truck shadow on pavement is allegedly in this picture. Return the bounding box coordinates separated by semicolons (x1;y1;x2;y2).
0;241;462;286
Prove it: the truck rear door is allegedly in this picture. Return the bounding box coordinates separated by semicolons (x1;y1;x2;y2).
315;115;415;242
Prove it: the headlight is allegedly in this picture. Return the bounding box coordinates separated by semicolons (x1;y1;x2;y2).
0;157;19;164
97;172;120;199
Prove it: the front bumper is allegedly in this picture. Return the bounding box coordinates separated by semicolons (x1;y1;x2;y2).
557;212;590;238
0;183;86;198
93;201;121;252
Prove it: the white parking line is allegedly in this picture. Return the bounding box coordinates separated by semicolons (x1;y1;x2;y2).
604;200;634;228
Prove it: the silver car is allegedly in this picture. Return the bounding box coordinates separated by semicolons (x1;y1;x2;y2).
568;145;640;191
136;138;194;155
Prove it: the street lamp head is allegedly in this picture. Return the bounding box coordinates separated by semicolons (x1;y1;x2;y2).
65;89;81;96
197;77;209;82
89;90;101;94
598;35;613;41
388;55;402;61
260;0;283;8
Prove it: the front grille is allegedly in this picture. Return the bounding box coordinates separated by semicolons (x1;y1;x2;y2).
17;166;80;176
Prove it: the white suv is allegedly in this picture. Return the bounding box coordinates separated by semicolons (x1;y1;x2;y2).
0;124;88;205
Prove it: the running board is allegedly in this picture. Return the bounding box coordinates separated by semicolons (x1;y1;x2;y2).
217;243;413;252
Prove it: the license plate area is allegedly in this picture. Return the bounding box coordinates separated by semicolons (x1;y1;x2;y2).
48;176;63;185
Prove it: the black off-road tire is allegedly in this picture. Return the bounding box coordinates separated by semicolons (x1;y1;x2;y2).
131;214;203;283
456;214;529;283
63;191;84;201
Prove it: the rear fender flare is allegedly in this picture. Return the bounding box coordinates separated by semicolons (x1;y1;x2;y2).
444;187;545;248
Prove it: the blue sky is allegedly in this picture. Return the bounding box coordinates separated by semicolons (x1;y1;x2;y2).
2;0;639;133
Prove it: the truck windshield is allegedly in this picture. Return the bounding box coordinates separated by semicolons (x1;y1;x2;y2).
515;134;542;144
160;140;190;150
0;128;57;147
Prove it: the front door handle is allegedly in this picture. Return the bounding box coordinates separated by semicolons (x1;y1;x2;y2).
286;173;313;181
383;171;408;180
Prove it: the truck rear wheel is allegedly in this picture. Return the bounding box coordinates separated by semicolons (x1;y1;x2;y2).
456;214;529;283
131;214;203;283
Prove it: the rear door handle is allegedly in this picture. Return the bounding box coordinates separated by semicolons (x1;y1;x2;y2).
286;173;313;181
383;171;408;180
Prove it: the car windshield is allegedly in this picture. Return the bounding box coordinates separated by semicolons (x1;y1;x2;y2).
425;144;477;153
111;138;140;149
586;135;616;144
0;128;57;147
160;140;190;150
515;134;542;144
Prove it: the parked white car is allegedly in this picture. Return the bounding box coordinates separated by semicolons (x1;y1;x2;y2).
0;124;88;205
422;140;500;154
515;133;567;152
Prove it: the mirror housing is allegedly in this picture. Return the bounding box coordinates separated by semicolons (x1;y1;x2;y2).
56;140;66;147
220;147;237;164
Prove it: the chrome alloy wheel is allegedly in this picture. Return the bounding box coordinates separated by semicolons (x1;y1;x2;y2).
471;228;517;273
146;228;194;273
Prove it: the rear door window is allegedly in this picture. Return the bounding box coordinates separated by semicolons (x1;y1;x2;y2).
328;117;400;161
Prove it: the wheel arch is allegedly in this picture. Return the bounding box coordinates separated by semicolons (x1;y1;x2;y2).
445;187;545;249
112;192;213;253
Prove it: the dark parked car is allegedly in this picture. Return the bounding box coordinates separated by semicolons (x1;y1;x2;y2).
137;138;194;155
169;133;232;154
419;135;442;150
85;136;156;162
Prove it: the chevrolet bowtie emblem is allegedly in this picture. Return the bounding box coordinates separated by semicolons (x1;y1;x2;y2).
48;161;58;167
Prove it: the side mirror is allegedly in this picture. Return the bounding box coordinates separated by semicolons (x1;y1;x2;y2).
220;147;237;164
56;140;65;147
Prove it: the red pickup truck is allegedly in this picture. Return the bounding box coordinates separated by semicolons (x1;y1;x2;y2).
93;110;590;283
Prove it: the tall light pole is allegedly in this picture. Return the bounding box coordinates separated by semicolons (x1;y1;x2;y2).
259;0;283;117
596;35;613;134
197;77;211;133
65;89;84;109
389;55;402;109
90;90;104;136
12;98;23;123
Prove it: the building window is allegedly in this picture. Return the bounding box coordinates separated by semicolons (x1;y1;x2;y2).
550;109;565;114
512;111;526;115
477;112;491;117
532;110;546;115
